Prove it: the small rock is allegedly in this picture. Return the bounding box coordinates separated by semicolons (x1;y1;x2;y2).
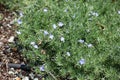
8;71;15;75
29;73;35;79
22;76;29;80
7;24;12;28
8;36;14;43
14;70;19;75
10;20;15;24
10;68;15;71
0;42;3;47
34;78;38;80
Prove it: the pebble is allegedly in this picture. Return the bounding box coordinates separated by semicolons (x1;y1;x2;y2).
10;68;15;71
8;71;15;75
22;76;29;80
29;73;35;79
34;78;39;80
0;42;3;47
8;36;15;43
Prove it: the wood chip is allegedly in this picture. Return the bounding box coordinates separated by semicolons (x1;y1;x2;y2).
16;77;21;80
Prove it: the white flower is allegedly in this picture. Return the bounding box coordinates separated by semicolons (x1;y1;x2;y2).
17;20;22;24
43;8;48;12
66;52;70;56
49;34;54;39
118;11;120;14
78;39;84;43
33;45;38;49
60;37;65;42
58;22;64;27
44;30;49;35
16;31;21;35
87;44;93;48
53;24;57;29
30;42;35;45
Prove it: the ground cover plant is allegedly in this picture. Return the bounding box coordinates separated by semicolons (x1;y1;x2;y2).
0;0;24;10
16;0;120;79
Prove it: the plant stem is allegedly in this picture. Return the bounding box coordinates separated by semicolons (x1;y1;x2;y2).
48;71;58;80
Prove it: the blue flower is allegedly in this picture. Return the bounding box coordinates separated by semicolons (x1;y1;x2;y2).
79;59;85;65
19;12;23;17
60;37;65;42
87;44;93;48
43;8;48;12
17;20;22;24
78;39;84;43
44;30;49;35
40;65;45;71
58;22;64;27
53;24;57;29
49;34;54;39
33;45;38;49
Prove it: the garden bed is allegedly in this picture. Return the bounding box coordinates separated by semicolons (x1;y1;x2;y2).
0;0;120;80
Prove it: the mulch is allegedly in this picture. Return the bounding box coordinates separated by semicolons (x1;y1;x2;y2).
0;3;42;80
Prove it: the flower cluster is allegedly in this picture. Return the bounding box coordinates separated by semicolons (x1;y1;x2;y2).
43;22;65;41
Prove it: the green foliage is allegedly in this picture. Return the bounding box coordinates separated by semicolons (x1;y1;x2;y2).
0;0;24;10
17;0;120;79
